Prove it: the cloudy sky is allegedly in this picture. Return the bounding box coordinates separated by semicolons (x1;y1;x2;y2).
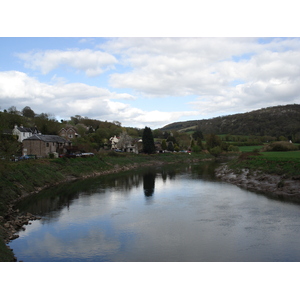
1;1;300;129
1;37;300;129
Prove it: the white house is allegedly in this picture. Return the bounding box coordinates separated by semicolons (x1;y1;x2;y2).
12;125;40;142
109;135;119;149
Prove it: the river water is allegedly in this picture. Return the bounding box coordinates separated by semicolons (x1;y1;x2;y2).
9;162;300;262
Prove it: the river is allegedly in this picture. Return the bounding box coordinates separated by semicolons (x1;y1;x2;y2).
9;162;300;262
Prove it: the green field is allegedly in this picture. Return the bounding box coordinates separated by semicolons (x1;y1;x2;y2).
238;145;264;152
261;151;300;159
228;149;300;177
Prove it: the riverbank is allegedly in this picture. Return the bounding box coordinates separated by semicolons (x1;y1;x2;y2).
0;151;213;261
215;152;300;198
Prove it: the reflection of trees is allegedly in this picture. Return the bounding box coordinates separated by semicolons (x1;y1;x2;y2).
16;171;146;219
143;172;156;197
16;163;220;221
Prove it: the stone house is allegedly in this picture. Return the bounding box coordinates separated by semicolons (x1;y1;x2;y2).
12;124;40;142
58;126;78;139
22;135;71;157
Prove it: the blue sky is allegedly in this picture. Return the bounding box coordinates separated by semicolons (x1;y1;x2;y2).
1;36;300;129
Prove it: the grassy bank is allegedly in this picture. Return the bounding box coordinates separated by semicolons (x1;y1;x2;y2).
0;151;212;261
227;150;300;177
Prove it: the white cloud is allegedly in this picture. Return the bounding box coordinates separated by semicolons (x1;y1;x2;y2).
100;37;300;115
16;49;117;76
0;71;196;128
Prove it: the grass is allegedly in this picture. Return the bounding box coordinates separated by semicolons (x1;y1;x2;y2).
238;145;264;152
261;151;300;159
228;150;300;177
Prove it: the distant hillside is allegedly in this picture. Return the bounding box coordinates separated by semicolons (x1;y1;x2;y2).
161;104;300;141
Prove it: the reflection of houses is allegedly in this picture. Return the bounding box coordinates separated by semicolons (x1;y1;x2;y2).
22;135;71;157
12;124;41;142
58;126;78;139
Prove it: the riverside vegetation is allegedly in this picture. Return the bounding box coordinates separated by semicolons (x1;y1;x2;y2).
215;142;300;199
0;151;212;261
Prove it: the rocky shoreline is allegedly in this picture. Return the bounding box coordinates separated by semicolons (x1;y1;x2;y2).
215;164;300;198
0;208;41;261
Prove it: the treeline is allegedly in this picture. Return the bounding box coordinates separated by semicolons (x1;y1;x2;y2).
0;106;140;154
161;104;300;142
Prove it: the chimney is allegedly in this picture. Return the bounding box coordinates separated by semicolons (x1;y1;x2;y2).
20;124;23;128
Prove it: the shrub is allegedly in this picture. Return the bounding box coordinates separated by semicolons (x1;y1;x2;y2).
107;150;122;157
228;145;239;152
262;141;298;152
209;146;222;157
192;145;201;153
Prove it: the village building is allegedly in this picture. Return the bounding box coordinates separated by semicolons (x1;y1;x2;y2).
22;135;71;158
12;124;40;142
109;135;119;149
58;126;78;139
109;134;142;153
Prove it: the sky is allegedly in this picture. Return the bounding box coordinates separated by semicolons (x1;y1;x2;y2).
1;3;300;131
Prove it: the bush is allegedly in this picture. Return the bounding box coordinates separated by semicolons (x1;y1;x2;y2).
228;145;239;152
107;150;121;157
262;141;298;152
209;146;222;157
192;145;202;153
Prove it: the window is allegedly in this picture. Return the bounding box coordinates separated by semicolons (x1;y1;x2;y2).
46;143;49;147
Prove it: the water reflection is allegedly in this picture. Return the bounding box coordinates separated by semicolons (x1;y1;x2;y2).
143;172;155;198
10;161;300;262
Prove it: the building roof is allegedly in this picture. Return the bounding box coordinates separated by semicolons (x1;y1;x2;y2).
14;125;40;134
16;126;33;133
23;135;69;143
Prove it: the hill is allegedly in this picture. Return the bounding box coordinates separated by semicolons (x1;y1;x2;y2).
161;104;300;141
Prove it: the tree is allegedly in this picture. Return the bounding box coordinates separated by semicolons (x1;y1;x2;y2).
8;106;20;115
22;106;35;118
142;127;156;154
161;139;167;151
192;129;203;140
113;120;122;127
205;134;222;150
0;134;22;159
209;146;222;157
167;141;174;152
196;138;203;149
